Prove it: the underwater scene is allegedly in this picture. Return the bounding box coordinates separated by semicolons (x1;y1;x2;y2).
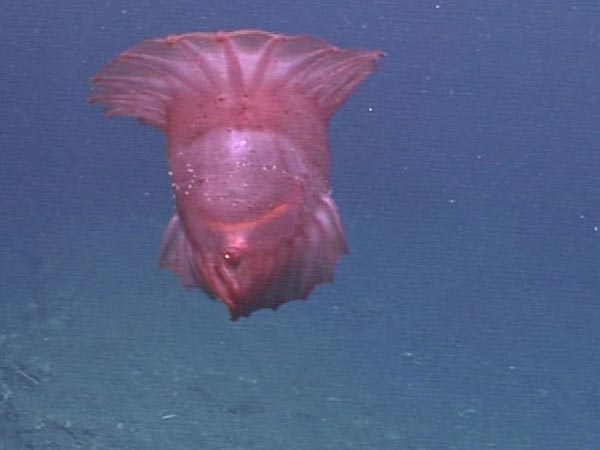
1;1;599;449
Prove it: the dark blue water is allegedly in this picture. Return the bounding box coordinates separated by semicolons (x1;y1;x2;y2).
1;1;599;449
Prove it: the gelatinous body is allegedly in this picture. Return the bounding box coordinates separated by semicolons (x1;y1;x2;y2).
90;30;382;319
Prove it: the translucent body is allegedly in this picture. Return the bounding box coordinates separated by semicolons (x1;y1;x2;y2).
90;30;382;319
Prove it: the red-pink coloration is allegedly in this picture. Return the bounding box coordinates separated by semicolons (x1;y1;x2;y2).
89;30;383;319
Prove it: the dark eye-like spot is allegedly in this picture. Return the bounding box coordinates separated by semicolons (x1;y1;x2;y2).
222;248;242;268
